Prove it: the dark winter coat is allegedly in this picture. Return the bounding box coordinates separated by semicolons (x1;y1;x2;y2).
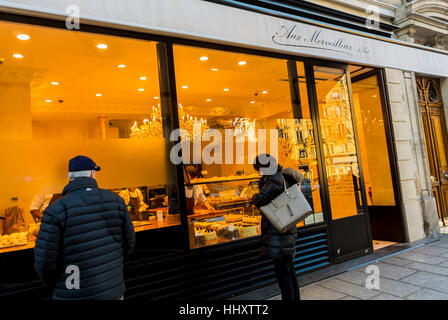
252;166;303;260
33;177;135;300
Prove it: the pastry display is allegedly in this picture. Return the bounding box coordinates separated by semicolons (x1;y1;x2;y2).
224;214;243;223
195;232;206;247
0;232;28;248
215;224;240;240
242;215;261;224
203;229;217;243
237;224;259;238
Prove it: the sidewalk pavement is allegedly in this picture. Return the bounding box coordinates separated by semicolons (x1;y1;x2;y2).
269;233;448;300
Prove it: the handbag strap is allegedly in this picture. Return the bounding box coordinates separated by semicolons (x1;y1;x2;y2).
279;172;288;192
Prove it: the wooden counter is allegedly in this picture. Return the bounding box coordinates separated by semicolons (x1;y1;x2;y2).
0;241;35;254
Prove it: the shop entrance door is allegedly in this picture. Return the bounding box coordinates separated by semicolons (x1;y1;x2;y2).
351;70;405;246
306;61;372;262
417;77;448;226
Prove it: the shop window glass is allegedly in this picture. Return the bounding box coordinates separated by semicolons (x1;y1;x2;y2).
314;65;365;220
0;21;179;253
173;45;324;248
352;74;395;207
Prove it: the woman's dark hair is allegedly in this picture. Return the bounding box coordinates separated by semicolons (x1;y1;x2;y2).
185;164;201;179
253;153;277;172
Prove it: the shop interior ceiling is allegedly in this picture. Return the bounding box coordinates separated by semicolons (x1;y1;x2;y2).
0;21;375;126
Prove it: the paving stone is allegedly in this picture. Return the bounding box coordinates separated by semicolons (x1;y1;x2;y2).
406;289;448;300
381;256;413;267
439;261;448;268
402;271;448;293
266;295;281;300
371;293;403;300
300;284;346;300
334;270;368;286
412;246;448;256
405;262;448;276
317;278;379;300
373;262;417;280
428;240;448;249
341;296;359;300
374;277;420;297
396;252;447;265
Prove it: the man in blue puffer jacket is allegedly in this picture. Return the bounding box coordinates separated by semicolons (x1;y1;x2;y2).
34;155;135;300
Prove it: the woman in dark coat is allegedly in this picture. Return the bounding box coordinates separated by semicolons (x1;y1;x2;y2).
252;154;303;301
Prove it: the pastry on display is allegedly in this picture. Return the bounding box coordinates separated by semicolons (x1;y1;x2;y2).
224;214;243;223
216;224;240;240
242;215;261;224
203;229;217;243
237;224;258;238
195;232;206;247
0;232;28;248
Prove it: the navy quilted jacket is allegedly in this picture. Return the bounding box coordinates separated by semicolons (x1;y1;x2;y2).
34;177;135;300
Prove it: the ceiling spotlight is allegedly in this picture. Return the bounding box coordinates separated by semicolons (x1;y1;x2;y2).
182;85;188;89
250;101;255;104
154;96;160;99
51;82;59;86
211;68;218;71
118;64;126;68
17;34;30;41
96;93;102;97
238;61;247;66
138;88;145;92
96;43;108;49
262;90;268;94
45;99;52;103
12;53;23;59
200;56;208;61
223;88;229;92
140;76;147;80
206;99;212;102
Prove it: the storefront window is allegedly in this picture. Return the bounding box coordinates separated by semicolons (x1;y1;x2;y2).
352;73;395;207
173;45;324;248
314;65;365;220
0;21;180;253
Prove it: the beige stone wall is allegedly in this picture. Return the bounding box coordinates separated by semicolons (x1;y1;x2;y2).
384;68;440;242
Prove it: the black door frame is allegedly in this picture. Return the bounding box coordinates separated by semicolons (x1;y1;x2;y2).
304;59;374;262
351;69;407;243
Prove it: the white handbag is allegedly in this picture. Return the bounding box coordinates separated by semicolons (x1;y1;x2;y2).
259;174;313;233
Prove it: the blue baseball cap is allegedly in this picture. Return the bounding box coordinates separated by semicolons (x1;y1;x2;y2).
69;155;101;172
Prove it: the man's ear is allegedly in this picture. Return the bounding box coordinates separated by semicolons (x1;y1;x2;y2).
91;170;96;179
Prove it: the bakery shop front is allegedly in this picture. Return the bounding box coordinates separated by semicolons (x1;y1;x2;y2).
0;0;447;300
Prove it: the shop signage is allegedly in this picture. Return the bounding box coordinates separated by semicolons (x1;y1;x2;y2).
272;24;369;56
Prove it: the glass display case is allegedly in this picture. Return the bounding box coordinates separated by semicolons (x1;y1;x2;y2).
187;175;262;249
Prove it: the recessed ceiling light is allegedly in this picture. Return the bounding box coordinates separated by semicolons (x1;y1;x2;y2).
12;53;23;59
96;43;108;49
45;99;52;103
17;34;30;41
51;82;59;86
238;61;247;66
139;76;147;80
182;85;188;89
118;64;126;68
223;88;229;92
211;68;218;71
206;99;212;102
262;90;268;94
154;96;159;99
250;101;255;104
200;56;208;61
138;88;145;92
96;93;102;97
